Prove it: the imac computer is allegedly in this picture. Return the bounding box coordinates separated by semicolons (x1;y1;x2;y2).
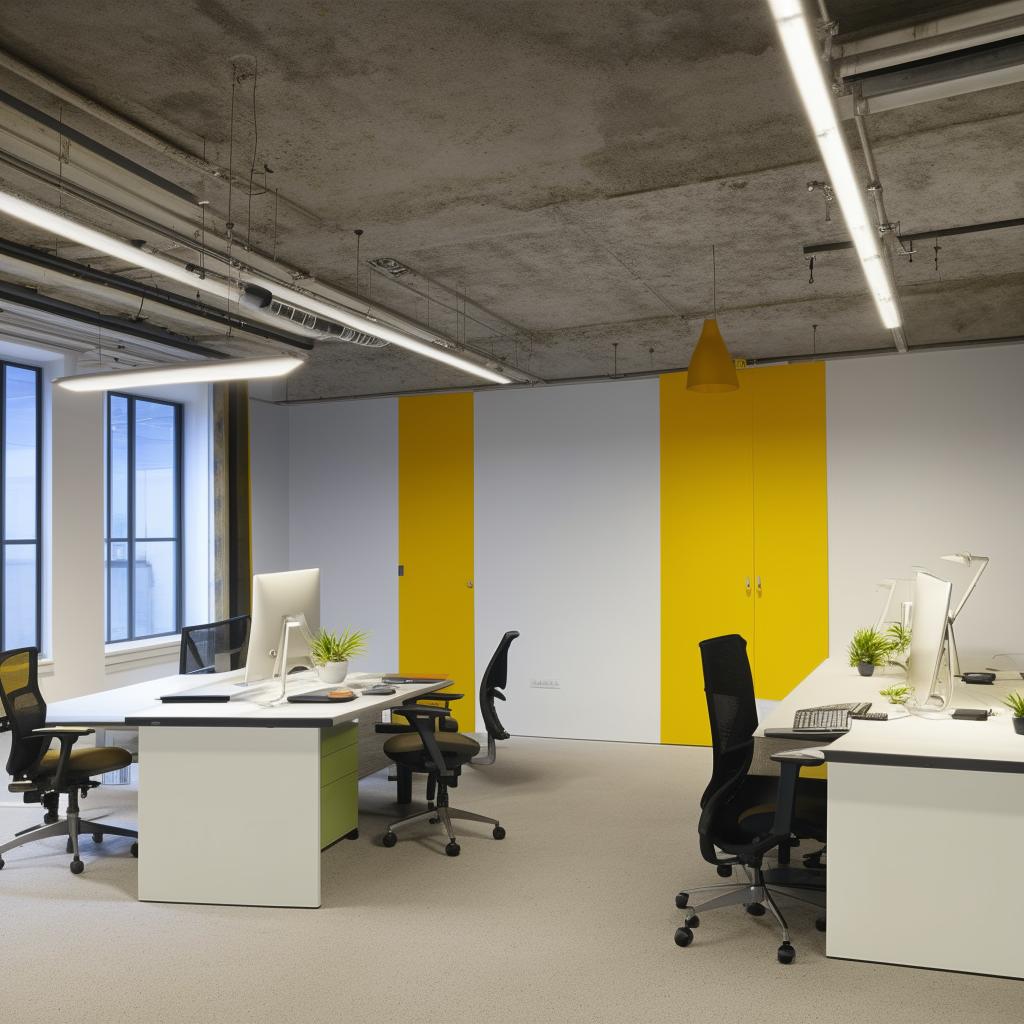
906;570;954;715
245;569;321;693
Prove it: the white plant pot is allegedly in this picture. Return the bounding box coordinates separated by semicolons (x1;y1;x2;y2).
317;661;349;686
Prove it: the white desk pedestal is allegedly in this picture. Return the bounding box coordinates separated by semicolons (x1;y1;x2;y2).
827;760;1024;978
138;726;321;908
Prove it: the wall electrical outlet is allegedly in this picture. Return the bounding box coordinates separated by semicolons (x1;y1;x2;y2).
531;678;560;690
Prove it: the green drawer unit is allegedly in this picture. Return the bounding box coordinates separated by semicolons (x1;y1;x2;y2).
320;724;359;849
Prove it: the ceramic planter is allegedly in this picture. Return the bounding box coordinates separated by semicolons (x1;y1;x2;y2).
857;661;876;678
317;660;349;685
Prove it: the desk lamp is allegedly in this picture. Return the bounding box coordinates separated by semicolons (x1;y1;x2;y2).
940;552;990;677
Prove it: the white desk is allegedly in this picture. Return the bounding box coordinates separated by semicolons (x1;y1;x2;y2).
48;672;445;908
760;659;1024;978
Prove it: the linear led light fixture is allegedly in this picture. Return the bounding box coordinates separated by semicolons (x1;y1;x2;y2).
0;186;512;385
54;354;304;391
766;0;902;330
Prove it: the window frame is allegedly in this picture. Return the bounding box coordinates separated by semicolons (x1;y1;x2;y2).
105;391;184;644
0;359;43;652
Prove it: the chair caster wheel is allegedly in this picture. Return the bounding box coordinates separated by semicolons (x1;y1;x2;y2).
777;943;795;965
92;833;103;843
674;927;694;948
445;841;460;857
675;892;689;909
493;825;506;840
70;859;84;875
43;813;58;825
685;914;700;928
382;832;398;848
745;903;766;916
815;916;827;932
716;865;732;878
429;817;440;825
130;843;139;858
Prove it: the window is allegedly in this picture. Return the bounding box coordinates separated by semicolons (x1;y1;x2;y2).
0;361;42;650
105;394;183;642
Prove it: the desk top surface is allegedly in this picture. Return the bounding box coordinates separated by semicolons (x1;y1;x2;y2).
46;672;449;728
759;659;1024;773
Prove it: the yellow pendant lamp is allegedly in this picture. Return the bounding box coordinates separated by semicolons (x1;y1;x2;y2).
687;246;739;393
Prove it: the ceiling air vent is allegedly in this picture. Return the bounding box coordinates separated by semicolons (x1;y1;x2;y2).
240;285;388;347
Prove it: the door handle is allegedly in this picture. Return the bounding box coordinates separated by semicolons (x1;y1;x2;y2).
756;576;763;595
745;577;751;595
467;580;474;589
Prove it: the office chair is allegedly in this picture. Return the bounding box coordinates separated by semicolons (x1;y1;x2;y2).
379;702;505;857
0;647;138;875
674;634;827;964
472;630;518;766
381;630;520;802
179;614;251;675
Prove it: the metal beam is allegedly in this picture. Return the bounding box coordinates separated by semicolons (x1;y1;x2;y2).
803;216;1024;254
0;280;224;359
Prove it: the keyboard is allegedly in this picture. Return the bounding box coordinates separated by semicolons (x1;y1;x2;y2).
792;702;872;732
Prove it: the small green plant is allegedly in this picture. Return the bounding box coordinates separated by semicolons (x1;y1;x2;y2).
848;627;892;668
1002;692;1024;719
309;628;368;666
879;683;913;706
885;623;912;659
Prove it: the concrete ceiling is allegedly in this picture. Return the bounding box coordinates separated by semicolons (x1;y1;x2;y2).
0;0;1020;398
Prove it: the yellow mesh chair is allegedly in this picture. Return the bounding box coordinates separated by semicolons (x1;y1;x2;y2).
0;647;137;874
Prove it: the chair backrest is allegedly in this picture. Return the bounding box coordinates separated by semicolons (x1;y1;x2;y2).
0;647;48;778
697;634;758;812
479;630;519;741
179;615;251;675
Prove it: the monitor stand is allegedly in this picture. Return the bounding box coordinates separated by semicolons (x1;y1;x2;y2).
256;614;315;707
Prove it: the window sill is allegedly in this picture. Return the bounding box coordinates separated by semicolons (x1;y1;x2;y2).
105;635;181;669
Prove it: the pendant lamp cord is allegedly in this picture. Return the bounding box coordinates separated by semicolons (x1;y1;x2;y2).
712;244;717;318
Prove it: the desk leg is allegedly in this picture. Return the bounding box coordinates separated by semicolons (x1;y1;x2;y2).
826;760;1024;978
138;726;321;908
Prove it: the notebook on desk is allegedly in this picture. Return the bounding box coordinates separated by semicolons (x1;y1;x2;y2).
159;681;249;703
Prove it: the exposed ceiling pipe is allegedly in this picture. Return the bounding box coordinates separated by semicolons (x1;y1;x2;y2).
834;2;1024;77
0;236;314;351
0;45;324;224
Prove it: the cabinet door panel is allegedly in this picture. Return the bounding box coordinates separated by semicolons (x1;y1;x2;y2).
751;364;829;701
398;394;476;731
661;372;755;745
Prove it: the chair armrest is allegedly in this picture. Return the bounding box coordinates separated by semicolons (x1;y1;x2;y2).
770;748;825;767
407;691;464;704
375;722;415;734
30;726;93;790
392;705;449;720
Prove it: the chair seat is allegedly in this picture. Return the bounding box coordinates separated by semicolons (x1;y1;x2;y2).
39;745;132;780
717;774;827;845
383;730;480;770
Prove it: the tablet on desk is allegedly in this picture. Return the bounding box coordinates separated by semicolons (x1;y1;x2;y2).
159;681;249;703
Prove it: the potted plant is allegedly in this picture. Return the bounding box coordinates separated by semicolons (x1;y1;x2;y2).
310;628;368;685
847;627;891;677
1002;692;1024;735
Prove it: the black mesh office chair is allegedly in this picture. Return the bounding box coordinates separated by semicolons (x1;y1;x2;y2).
179;614;251;675
674;634;827;964
0;648;138;874
472;630;518;766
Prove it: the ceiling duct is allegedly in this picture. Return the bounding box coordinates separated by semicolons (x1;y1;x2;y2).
239;285;388;347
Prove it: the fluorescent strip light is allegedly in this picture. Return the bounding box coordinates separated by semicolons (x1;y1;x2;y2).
242;273;513;384
54;354;304;392
767;0;902;330
0;188;512;384
0;189;235;302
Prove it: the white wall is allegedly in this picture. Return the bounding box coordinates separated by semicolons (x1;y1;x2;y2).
827;345;1024;669
474;380;661;742
287;399;399;674
250;398;291;576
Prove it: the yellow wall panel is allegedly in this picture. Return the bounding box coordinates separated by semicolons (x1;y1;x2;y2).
398;393;475;731
750;363;829;702
660;372;755;745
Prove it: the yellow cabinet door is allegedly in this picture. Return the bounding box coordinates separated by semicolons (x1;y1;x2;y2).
398;393;476;731
660;372;755;745
749;364;829;702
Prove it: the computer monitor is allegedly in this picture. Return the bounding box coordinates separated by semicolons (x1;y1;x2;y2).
244;569;321;684
906;570;953;713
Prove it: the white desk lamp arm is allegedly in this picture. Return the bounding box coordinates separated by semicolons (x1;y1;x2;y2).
947;554;989;623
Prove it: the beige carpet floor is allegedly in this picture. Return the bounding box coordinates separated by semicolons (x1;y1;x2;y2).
0;734;1019;1024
